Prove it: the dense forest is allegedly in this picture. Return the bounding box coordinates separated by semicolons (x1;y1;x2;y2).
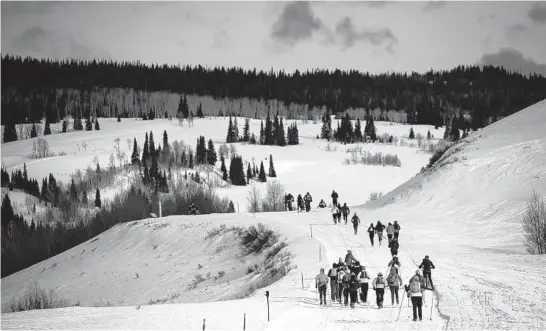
2;54;545;128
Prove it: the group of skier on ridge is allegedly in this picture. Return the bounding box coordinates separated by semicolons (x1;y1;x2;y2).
314;190;436;322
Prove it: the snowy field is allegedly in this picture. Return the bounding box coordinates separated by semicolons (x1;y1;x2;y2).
2;100;546;330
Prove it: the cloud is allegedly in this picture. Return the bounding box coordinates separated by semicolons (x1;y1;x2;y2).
271;1;326;46
1;1;68;16
335;17;397;52
11;27;109;60
422;1;446;12
505;23;529;40
528;2;546;24
480;48;546;76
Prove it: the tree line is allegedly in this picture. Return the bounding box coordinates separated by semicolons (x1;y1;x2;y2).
2;54;545;128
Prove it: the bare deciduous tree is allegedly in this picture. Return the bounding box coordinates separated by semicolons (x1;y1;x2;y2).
82;140;88;152
247;184;261;213
31;138;53;159
522;191;546;254
262;180;285;212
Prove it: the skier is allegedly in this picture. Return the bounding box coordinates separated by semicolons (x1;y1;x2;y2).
344;250;358;265
331;190;338;207
348;273;360;308
351;212;360;235
336;203;342;223
297;194;304;213
285;193;294;211
189;203;199;215
342;270;351;306
374;221;385;245
367;223;375;246
386;222;394;242
328;263;338;302
388;237;399;257
336;265;347;303
388;256;401;274
318;199;327;208
393;220;401;239
315;268;329;305
419;255;436;290
341;203;350;224
304;192;313;212
372;272;386;309
406;278;423;321
386;268;403;306
357;266;371;303
331;205;339;224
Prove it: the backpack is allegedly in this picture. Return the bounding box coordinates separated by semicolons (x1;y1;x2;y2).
328;268;337;277
343;273;351;283
376;277;385;285
410;281;421;293
394;223;400;231
388;275;398;286
337;271;346;283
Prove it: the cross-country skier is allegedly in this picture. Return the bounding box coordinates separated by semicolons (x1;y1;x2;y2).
344;250;358;265
357;266;371;303
348;273;360;308
367;223;375;246
388;237;399;257
386;268;403;306
315;268;329;305
331;205;339;224
336;266;347;303
304;192;313;212
331;190;338;207
393;220;401;239
189;203;199;215
336;203;342;223
419;255;436;290
342;270;352;306
328;263;338;302
409;269;425;289
297;194;303;212
341;203;350;224
372;272;386;309
375;221;385;245
285;193;294;211
386;222;394;242
351;213;360;235
318;199;327;208
388;256;401;274
406;278;423;321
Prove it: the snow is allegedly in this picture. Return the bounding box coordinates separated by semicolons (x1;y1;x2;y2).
2;100;546;329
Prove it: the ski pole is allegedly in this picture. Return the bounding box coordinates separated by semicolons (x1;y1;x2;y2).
396;291;405;320
429;290;434;320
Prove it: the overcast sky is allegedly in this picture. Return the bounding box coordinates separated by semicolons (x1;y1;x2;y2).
2;1;546;75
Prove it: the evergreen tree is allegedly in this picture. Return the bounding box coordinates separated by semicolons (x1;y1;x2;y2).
188;150;194;168
268;155;277;177
292;123;299;145
321;110;332;140
70;179;79;202
117;114;121;122
1;193;14;233
94;188;101;208
450;118;460;141
44;119;51;135
96;162;101;173
142;133;149;166
62;120;68;133
30;123;37;138
243;118;250;142
82;190;88;205
3;122;17;142
427;130;431;140
196;136;207;165
131;138;140;165
220;155;228;181
443;124;451;140
196;103;204;118
354;118;362;142
246;163;252;183
228;200;235;213
161;130;170;164
149;131;155;156
264;112;273;145
259;120;265;145
226;116;234;143
181;150;187;167
177;94;189;119
207;139;217;166
232;117;239;142
85;116;93;131
364;115;377;142
273;114;280;145
250;133;257;144
228;156;246;186
150;150;159;180
278;117;286;146
258;161;267;182
409;127;415;139
94;118;100;130
74;117;83;131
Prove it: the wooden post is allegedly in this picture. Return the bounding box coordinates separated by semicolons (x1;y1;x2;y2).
243;313;246;330
301;272;304;289
265;291;270;322
202;318;206;330
319;245;321;262
310;224;313;238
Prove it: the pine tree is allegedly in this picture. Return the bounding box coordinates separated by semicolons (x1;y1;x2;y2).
161;130;170;164
85;117;93;131
273;114;280;145
268;155;277;177
196;136;207;165
82;190;88;205
131;138;140;165
278;117;286;146
427;130;431;140
250;133;257;144
321;110;332;140
228;200;235;213
70;179;79;202
226;116;234;143
149;131;155;156
443;124;451;140
62;120;68;133
94;118;100;130
364;115;377;142
292;123;299;145
264;112;273;145
96;162;101;173
220;155;228;181
188;151;194;168
94;188;101;208
30;123;37;138
243;118;250;142
44;119;51;135
228;156;246;186
196;103;204;118
181;150;187;167
246;164;252;183
409;127;415;139
177;95;189;119
142;133;149;166
3;122;17;142
207;139;217;166
258;161;267;182
450;118;460;141
232;117;239;142
259;120;265;145
354;118;362;142
1;193;14;233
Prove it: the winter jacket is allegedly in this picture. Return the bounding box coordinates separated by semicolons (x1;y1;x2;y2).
337;270;346;284
388;240;399;251
386;224;394;235
393;222;401;233
331;192;338;199
318;200;327;208
285;194;294;203
348;278;360;292
331;207;339;215
304;193;312;202
367;225;375;234
316;273;329;287
297;195;303;205
341;205;350;215
419;259;435;272
342;273;351;288
375;222;385;233
328;267;338;280
408;279;423;297
349;265;362;276
357;270;370;283
388;259;401;269
387;273;403;287
409;274;425;289
372;276;386;289
351;215;360;226
345;252;357;265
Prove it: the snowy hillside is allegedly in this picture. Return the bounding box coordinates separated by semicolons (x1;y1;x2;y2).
3;101;546;330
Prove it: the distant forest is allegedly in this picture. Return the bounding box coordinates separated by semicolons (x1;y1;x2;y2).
2;54;546;128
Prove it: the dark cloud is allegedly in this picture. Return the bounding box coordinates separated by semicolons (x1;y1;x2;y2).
480;48;546;76
422;1;446;12
11;27;109;60
335;17;397;52
505;23;529;40
528;2;546;24
271;1;325;46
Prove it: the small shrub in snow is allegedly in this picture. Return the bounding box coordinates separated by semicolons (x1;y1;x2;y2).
5;283;71;313
29;138;54;159
240;223;280;254
264;241;288;261
218;270;226;278
522;191;546;255
197;264;203;269
425;144;451;170
369;192;383;201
